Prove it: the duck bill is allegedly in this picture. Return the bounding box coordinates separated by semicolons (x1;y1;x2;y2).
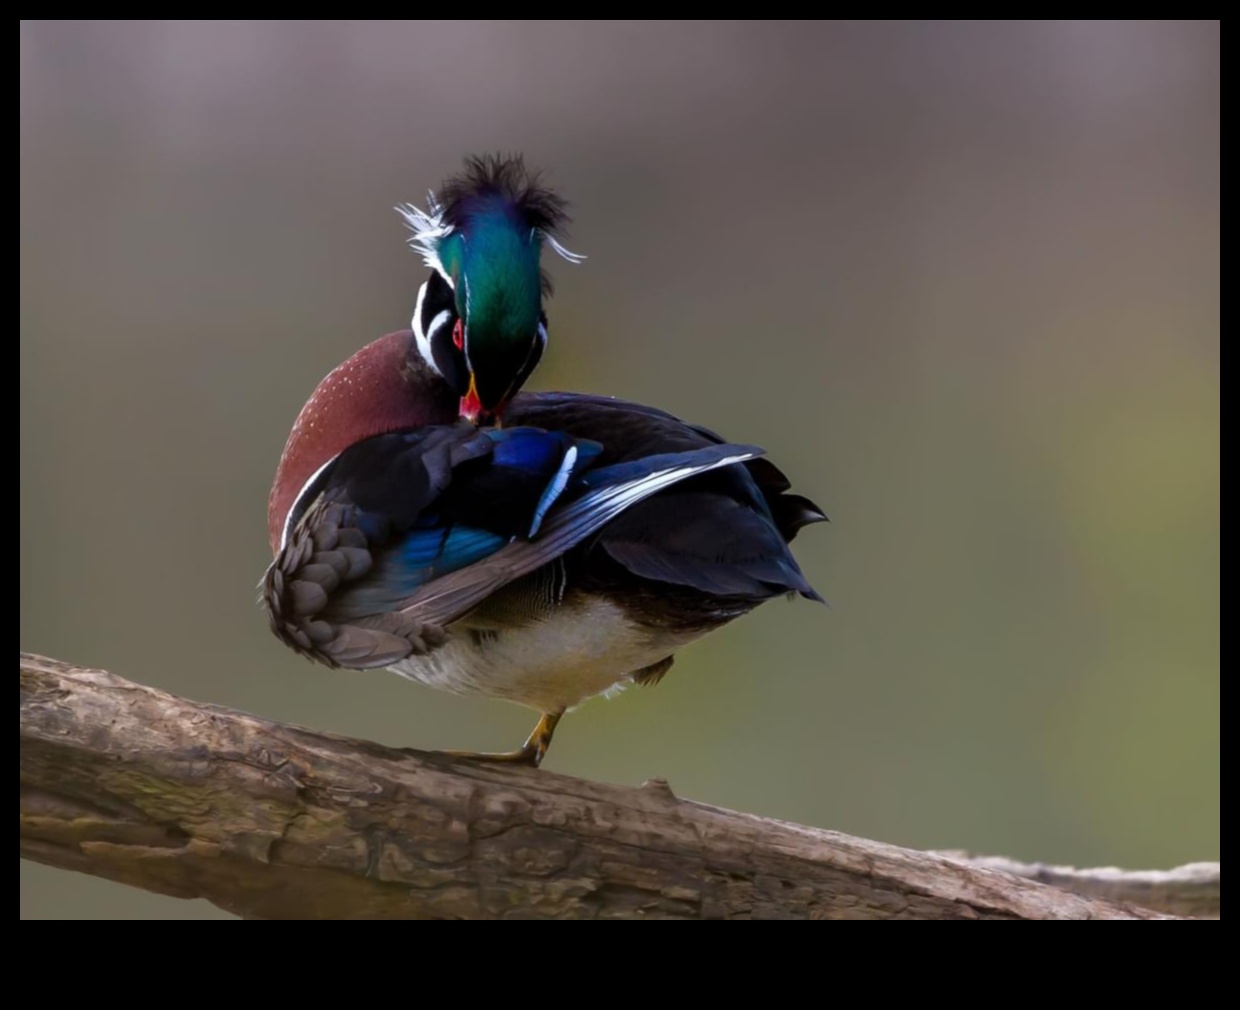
459;374;504;426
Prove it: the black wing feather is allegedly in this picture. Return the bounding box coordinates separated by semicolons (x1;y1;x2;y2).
507;391;827;602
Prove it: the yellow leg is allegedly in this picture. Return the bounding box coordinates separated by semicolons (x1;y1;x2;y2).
440;711;563;768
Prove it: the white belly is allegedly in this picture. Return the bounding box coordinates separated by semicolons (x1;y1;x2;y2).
386;595;701;713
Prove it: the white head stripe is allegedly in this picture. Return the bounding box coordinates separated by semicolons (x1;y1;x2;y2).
410;280;441;377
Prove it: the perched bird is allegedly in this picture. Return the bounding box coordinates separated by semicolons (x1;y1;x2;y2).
263;156;826;766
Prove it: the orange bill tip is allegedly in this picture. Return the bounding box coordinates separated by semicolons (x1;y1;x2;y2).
460;374;483;423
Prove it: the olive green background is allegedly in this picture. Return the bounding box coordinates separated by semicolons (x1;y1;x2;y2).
20;21;1219;919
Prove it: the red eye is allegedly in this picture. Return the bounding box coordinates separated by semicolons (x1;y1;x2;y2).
452;319;464;351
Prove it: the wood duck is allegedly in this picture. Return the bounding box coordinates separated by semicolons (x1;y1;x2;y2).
263;156;826;766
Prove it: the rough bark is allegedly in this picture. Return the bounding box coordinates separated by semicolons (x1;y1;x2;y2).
19;653;1217;920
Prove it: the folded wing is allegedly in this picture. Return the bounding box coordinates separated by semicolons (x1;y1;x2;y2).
262;418;765;669
507;392;827;604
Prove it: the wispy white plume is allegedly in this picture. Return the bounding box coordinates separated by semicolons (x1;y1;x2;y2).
543;232;587;264
395;192;452;274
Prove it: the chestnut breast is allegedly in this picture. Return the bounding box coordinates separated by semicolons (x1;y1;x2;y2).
267;330;457;553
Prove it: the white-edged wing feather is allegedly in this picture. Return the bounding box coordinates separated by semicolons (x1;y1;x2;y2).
395;443;762;627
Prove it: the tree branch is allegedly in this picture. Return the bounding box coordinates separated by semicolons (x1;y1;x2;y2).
19;652;1217;920
932;853;1219;919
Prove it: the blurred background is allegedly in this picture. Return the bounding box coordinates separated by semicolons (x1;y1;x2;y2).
21;21;1219;919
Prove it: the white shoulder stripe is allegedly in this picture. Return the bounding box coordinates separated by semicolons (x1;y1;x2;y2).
280;453;341;552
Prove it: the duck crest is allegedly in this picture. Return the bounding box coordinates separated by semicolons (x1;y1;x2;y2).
396;153;584;294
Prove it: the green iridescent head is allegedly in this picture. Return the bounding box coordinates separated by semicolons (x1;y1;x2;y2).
398;155;584;423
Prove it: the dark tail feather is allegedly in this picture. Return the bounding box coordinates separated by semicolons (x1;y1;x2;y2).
770;493;829;542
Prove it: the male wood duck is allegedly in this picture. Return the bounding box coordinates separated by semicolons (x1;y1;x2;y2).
263;156;826;766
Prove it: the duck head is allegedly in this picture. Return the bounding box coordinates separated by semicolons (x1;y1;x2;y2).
398;154;584;425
